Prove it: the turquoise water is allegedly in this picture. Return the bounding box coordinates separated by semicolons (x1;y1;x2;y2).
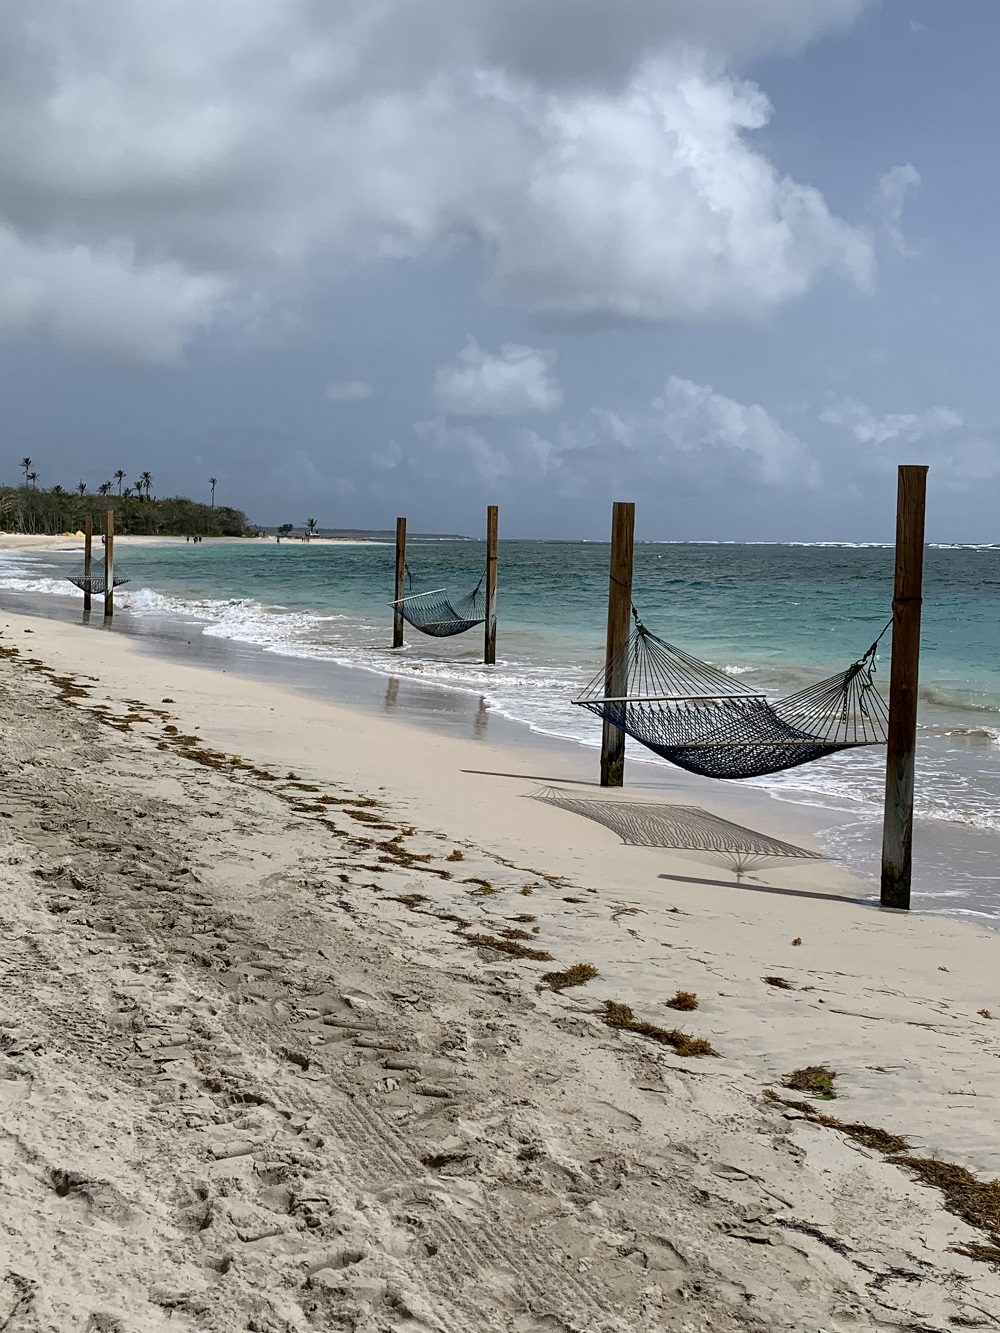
3;537;999;918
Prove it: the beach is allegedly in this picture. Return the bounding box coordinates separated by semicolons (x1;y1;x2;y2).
1;587;999;1330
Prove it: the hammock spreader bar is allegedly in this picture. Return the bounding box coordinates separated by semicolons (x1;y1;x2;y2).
573;611;890;781
390;564;486;638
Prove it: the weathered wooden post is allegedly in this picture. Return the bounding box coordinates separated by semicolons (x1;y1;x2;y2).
601;501;635;787
880;465;928;910
393;516;406;648
83;516;93;613
104;508;115;620
484;504;498;666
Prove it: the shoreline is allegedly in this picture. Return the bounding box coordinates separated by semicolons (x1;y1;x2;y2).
3;543;999;933
1;598;999;1325
0;532;384;549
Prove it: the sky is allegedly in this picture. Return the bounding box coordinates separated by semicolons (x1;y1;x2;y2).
0;0;998;541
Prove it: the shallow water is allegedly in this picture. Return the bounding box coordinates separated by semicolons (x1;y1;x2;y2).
3;537;998;923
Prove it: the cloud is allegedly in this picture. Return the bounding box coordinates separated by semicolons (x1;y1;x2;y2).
434;339;562;416
821;396;962;444
409;374;820;495
0;1;873;360
875;164;921;257
0;229;227;364
819;395;1000;490
647;375;821;486
414;418;515;483
326;379;373;401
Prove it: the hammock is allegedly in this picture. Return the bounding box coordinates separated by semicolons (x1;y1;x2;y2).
573;611;889;780
391;564;485;638
66;570;130;595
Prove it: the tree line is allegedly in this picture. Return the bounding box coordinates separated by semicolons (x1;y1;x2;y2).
1;459;248;536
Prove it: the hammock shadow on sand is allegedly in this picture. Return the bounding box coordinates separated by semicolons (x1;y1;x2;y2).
530;786;823;883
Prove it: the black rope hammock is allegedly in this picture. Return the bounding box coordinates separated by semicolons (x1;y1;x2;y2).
573;609;890;780
66;570;130;595
390;562;486;638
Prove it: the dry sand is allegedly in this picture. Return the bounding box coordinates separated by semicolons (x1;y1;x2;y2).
0;604;998;1331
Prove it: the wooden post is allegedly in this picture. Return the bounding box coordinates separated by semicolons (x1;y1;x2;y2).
83;516;93;613
601;501;635;787
880;465;928;910
104;508;115;620
484;504;498;666
393;516;406;648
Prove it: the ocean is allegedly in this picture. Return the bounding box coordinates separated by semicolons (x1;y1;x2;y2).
2;537;999;925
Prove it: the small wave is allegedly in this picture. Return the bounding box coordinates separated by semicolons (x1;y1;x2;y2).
920;683;1000;716
0;574;79;599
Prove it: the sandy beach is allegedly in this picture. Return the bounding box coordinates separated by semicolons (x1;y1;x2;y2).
1;597;999;1330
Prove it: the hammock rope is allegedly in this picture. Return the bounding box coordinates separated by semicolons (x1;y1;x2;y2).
573;610;891;780
66;570;130;595
390;561;486;638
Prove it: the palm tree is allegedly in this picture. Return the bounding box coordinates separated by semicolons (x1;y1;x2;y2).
305;517;318;538
20;457;32;486
132;479;144;500
27;471;38;489
209;477;218;509
114;469;126;495
140;471;153;500
98;481;112;497
77;481;87;497
123;486;133;498
51;484;65;496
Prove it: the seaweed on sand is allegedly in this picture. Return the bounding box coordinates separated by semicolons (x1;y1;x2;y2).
602;1000;717;1057
541;963;599;992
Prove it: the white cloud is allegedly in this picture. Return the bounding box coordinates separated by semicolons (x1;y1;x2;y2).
875;164;921;257
326;379;373;401
409;374;820;494
0;230;226;364
434;339;562;416
821;396;962;444
414;418;515;483
820;394;1000;490
0;1;873;360
647;375;821;486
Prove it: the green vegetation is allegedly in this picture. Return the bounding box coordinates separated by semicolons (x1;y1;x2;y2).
1;466;249;536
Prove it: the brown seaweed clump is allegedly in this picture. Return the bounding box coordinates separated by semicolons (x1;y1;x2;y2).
890;1156;1000;1242
542;963;599;992
465;933;554;962
664;990;698;1011
783;1065;837;1100
602;1000;717;1057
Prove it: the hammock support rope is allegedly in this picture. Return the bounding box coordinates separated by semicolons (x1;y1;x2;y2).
574;611;890;780
390;563;486;639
